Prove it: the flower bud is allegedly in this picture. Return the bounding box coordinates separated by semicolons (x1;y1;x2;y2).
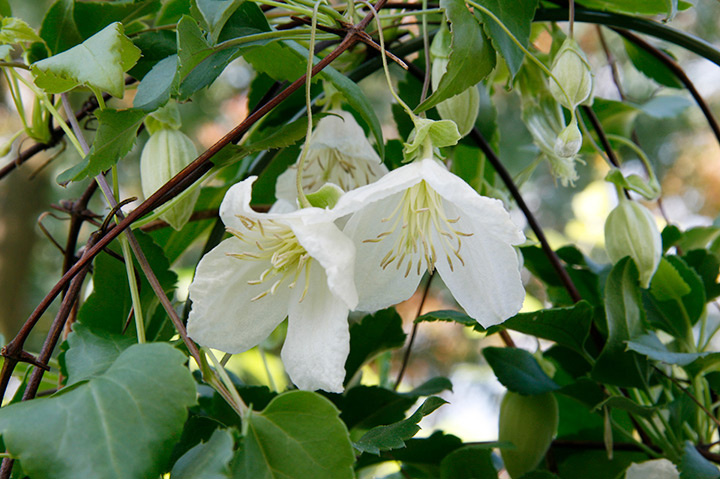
499;391;558;479
140;129;200;231
604;200;661;288
431;35;480;137
554;119;582;158
548;39;594;109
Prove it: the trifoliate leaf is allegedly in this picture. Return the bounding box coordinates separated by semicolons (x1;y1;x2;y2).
32;22;141;98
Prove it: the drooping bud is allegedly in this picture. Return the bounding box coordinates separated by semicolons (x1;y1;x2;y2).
548;38;594;110
604;199;661;288
430;22;480;137
499;391;559;478
554;118;582;158
140;128;200;231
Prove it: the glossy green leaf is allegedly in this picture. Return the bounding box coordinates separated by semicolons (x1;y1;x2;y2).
678;226;720;251
171;428;234;479
39;0;82;55
594;396;655;418
232;391;354;479
32;22;141;98
650;257;691;301
58;108;146;184
355;431;463;470
0;343;196;479
355;396;448;455
415;309;479;328
576;0;689;16
683;250;720;300
345;308;406;385
157;0;192;26
639;95;692;119
474;0;539;79
439;446;497;479
647;256;705;334
73;0;161;39
679;441;720;479
483;346;560;395
496;301;593;357
0;17;43;45
592;257;649;388
416;0;495;112
60;323;135;386
193;0;244;43
624;40;682;89
133;54;178;111
627;333;708;366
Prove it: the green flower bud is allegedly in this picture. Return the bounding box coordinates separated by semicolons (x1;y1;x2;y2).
548;39;594;109
499;391;558;479
140;129;200;231
604;200;661;288
554;119;582;158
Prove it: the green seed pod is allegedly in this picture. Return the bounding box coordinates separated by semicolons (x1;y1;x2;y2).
499;391;558;479
548;39;594;110
604;200;661;288
554;118;582;158
140;129;200;231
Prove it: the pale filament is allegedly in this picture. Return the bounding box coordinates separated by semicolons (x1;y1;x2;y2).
292;148;382;193
227;215;312;302
363;181;472;277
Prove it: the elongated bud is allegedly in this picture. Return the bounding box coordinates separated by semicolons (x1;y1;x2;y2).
554;118;582;158
604;200;661;288
140;129;200;231
499;391;558;478
548;39;594;109
430;27;479;137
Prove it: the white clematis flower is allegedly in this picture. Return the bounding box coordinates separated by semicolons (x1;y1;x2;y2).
275;109;388;205
332;157;526;327
187;177;358;393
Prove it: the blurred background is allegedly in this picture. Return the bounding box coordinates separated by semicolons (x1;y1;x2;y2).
1;0;720;453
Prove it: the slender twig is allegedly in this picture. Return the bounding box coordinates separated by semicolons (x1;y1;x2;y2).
394;273;434;390
655;367;720;431
596;26;626;101
139;208;220;232
614;28;720;151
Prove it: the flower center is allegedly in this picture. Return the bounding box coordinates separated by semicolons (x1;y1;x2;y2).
227;215;312;301
298;148;377;193
363;181;472;277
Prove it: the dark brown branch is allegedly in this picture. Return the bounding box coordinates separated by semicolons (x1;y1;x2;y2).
139;208;220;232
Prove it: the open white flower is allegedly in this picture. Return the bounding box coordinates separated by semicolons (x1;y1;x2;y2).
332;157;525;327
275;109;388;205
187;177;358;393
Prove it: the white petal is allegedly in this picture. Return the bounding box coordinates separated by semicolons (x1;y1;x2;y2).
291;219;358;309
433;202;525;327
418;158;525;245
187;238;291;353
273;167;299;205
343;191;424;312
219;177;257;231
625;460;679;479
311;110;381;163
281;265;350;393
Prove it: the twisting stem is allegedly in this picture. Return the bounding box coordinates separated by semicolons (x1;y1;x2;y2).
394;274;434;391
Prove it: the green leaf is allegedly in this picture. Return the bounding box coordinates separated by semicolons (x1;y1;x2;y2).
193;0;244;43
0;343;196;479
171;428;234;479
483;346;560;395
638;95;692;119
355;397;448;455
679;441;720;479
592;257;649;388
416;0;495;112
32;22;141;98
57;108;146;184
129;30;178;79
624;40;683;89
0;0;10;17
60;323;135;386
495;301;593;357
678;226;720;251
345;308;406;385
627;333;708;366
415;309;478;328
73;0;161;40
684;250;720;300
0;17;43;45
474;0;539;79
575;0;689;16
39;0;82;55
440;446;497;479
157;0;192;26
646;256;705;334
133;54;178;111
605;168;660;201
232;391;354;479
650;257;691;301
594;396;655;418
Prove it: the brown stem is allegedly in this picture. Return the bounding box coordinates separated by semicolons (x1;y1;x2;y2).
139;208;220;232
394;273;434;390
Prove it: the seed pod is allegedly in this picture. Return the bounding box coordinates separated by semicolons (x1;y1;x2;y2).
140;128;200;231
548;38;594;110
604;199;661;288
430;23;480;137
499;391;559;479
